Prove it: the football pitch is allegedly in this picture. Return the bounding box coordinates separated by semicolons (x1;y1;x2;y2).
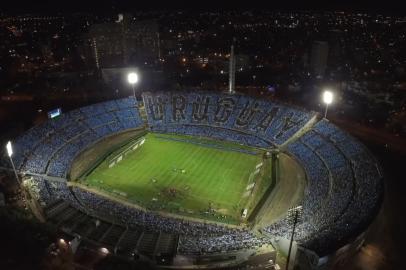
81;133;273;224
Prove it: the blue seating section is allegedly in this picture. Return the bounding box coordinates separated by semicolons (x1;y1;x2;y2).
142;92;314;147
264;120;382;254
80;103;105;117
152;124;271;148
287;141;330;217
10;97;144;176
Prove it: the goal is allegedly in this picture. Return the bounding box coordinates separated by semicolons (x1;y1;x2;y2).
108;137;145;168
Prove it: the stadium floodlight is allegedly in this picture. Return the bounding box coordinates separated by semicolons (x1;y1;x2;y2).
323;90;333;104
5;141;21;186
6;141;13;157
127;72;139;99
286;205;303;270
127;72;138;84
322;90;334;118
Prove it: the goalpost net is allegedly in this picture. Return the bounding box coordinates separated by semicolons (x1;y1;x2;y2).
240;157;269;218
108;137;146;168
246;161;265;195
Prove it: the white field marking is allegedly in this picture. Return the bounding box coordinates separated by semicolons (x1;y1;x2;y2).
256;162;263;169
246;183;255;190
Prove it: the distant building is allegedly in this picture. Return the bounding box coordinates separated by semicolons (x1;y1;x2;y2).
310;41;329;78
328;30;344;66
87;14;159;68
0;192;5;206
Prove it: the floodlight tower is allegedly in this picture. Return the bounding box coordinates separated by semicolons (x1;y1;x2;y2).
229;40;236;94
286;205;303;270
322;90;334;119
127;72;139;99
6;141;21;186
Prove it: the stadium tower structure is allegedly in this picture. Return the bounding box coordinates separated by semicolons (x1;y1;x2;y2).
229;41;236;94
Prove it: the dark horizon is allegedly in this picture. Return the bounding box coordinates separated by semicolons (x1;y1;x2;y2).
1;0;406;15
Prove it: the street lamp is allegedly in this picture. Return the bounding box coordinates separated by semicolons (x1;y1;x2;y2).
322;90;334;119
127;72;139;99
286;205;303;270
6;141;21;186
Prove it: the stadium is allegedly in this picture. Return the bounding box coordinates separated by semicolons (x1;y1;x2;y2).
3;91;383;268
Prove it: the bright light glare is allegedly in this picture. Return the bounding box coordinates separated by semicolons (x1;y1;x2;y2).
323;90;334;105
127;72;138;84
6;141;13;157
100;247;109;254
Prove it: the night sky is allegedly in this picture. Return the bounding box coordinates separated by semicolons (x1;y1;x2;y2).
2;0;405;14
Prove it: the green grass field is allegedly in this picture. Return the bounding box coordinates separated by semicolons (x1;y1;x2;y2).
81;133;272;224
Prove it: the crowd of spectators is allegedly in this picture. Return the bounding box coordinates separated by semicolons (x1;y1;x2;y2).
8;97;143;178
143;92;314;146
264;119;382;254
